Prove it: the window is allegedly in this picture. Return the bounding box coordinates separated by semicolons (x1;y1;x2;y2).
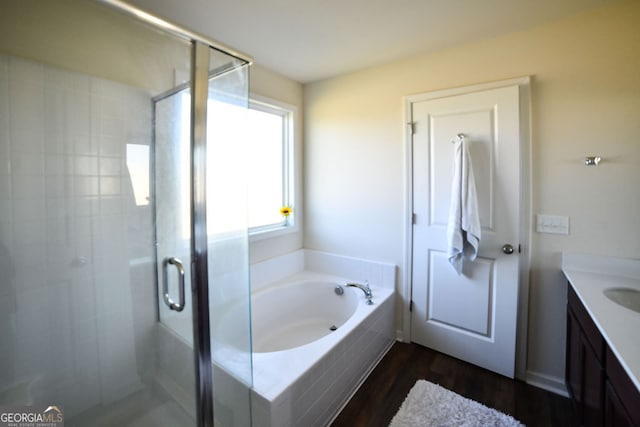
205;95;295;238
245;98;295;237
169;92;295;239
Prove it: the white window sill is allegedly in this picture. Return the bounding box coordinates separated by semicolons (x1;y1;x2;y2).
249;223;298;242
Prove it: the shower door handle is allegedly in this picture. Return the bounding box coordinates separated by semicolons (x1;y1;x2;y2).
162;257;186;312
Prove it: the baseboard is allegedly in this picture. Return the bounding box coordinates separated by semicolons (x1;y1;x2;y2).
525;370;569;398
394;334;568;399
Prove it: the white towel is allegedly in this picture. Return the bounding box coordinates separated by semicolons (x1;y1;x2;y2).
447;137;481;274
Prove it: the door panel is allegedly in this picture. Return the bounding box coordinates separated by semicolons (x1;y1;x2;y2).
428;109;494;230
410;84;520;378
428;251;494;336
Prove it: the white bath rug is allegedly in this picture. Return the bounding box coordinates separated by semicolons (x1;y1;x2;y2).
389;380;524;427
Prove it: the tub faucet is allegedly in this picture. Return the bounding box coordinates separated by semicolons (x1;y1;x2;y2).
346;281;374;305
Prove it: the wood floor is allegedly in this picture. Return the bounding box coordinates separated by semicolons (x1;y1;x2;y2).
331;342;579;427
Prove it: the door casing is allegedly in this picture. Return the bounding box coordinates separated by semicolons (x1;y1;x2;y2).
401;77;532;380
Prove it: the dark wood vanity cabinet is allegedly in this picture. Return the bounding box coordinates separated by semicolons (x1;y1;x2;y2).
566;284;640;427
566;285;605;426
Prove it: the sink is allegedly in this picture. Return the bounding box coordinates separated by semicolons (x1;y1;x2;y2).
603;287;640;313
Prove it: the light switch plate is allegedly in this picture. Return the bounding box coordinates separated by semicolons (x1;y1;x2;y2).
536;214;570;235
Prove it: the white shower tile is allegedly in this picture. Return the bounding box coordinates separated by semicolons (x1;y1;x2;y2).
70;213;92;240
44;131;71;155
9;56;43;84
13;309;48;350
0;220;12;245
72;231;93;261
75;155;99;176
44;66;75;89
100;177;121;196
45;245;75;282
71;277;97;320
99;156;122;176
44;154;67;176
99;94;122;120
73;196;99;217
0;175;11;200
0;154;6;178
12;246;46;289
10;151;43;176
72;334;100;377
46;283;72;330
44;85;68;125
74;176;99;196
45;175;72;199
13;198;46;222
12;220;45;246
9;83;44;131
71;73;91;94
46;197;70;219
98;134;124;157
46;218;70;246
98;115;124;137
74;134;99;156
99;196;123;215
0;67;8;142
68;94;91;135
11;129;44;155
12;174;45;199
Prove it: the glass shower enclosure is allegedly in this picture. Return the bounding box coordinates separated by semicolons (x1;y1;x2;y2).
0;1;252;426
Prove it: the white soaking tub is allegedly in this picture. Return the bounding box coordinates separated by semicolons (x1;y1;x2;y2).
247;271;395;427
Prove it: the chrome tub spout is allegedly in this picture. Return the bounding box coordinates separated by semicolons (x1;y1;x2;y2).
346;281;374;305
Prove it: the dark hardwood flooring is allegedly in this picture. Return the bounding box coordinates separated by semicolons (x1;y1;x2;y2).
331;342;578;427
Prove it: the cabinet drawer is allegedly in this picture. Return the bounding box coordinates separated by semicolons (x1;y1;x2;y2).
606;346;640;425
568;284;605;362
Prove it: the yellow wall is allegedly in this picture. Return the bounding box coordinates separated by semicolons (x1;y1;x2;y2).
0;0;192;95
304;0;640;386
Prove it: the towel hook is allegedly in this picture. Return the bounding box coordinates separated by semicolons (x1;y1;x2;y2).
450;133;466;144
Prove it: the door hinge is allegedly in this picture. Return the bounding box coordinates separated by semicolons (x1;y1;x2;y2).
409;300;413;312
408;122;415;134
518;244;522;254
412;213;417;224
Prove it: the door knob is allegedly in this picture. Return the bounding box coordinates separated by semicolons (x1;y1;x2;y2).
502;244;515;255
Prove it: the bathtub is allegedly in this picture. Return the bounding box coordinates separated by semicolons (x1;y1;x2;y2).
157;250;396;427
248;271;395;427
251;276;360;353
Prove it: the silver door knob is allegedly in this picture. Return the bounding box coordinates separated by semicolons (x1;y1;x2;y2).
502;244;515;255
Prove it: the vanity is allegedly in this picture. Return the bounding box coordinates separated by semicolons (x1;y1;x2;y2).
562;254;640;426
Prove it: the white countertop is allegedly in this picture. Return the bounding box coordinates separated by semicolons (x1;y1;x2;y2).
562;253;640;392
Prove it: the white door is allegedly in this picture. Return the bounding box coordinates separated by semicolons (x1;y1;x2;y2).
410;84;521;378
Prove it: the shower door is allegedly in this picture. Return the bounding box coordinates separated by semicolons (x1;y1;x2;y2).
0;0;252;426
154;46;253;426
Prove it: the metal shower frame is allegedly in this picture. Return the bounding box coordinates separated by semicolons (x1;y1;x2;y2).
96;2;253;426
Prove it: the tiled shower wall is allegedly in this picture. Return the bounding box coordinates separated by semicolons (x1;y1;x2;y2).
0;53;156;417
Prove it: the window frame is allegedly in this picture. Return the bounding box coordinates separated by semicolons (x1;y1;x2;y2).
247;95;297;241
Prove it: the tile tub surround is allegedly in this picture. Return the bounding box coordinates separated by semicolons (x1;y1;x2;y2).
250;249;396;292
249;250;396;427
561;253;640;392
0;53;154;417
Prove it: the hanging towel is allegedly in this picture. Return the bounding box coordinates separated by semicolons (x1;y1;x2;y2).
447;137;481;274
